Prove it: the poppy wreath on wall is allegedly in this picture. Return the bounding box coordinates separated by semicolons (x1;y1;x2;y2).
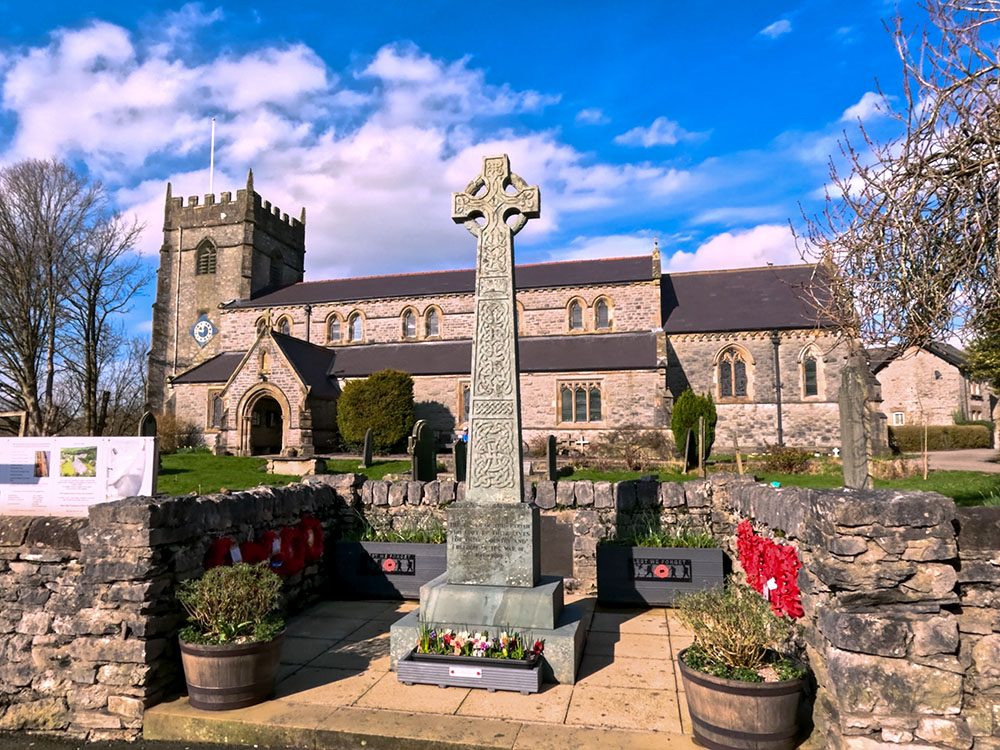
278;525;307;577
736;519;803;619
299;515;324;563
204;536;240;569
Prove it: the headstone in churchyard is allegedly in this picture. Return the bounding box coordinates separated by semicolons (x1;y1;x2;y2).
839;353;874;489
546;434;557;481
361;428;374;469
453;438;467;482
410;420;437;482
698;415;707;478
138;411;157;437
683;428;697;473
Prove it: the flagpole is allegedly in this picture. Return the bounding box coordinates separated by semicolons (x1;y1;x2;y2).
209;117;216;195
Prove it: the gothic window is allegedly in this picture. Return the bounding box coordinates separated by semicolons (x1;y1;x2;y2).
568;300;584;331
276;316;291;336
348;312;364;342
594;297;611;330
195;241;217;275
207;389;223;429
402;309;417;339
559;382;603;423
425;307;440;338
718;347;750;400
256;317;267;334
259;351;271;374
803;356;818;397
327;314;342;343
515;302;525;333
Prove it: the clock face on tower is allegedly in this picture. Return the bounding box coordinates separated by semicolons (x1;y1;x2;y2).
190;315;217;347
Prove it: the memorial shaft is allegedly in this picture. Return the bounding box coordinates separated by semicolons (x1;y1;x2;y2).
452;155;540;504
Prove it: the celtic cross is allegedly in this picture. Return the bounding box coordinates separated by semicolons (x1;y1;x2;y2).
453;155;540;503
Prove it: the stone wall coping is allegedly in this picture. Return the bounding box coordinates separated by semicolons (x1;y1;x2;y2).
0;515;87;550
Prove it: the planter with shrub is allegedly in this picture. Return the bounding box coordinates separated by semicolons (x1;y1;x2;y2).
675;576;807;750
597;516;723;606
335;514;446;599
177;563;285;711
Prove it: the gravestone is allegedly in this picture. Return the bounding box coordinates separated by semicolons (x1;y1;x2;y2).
361;428;374;469
546;434;557;481
138;411;157;438
390;155;585;684
683;428;698;473
453;438;467;483
839;353;874;489
409;420;437;482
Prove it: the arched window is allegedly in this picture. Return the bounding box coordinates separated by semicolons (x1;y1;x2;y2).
425;308;440;338
256;317;267;334
559;382;603;422
259;351;271;374
348;313;364;342
568;300;584;331
195;240;217;275
276;316;291;336
402;309;417;339
594;298;611;330
327;314;342;343
515;302;525;334
718;347;751;400
800;346;822;398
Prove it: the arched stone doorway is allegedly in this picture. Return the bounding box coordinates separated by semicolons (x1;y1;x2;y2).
250;397;283;455
237;385;291;457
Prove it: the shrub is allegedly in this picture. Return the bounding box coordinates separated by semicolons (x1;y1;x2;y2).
675;575;802;682
889;424;991;452
759;445;813;474
156;412;205;454
601;511;717;548
177;563;283;645
671;390;717;459
336;369;415;452
590;427;674;470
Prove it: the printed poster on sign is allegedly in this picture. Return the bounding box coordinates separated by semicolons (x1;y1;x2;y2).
0;437;158;517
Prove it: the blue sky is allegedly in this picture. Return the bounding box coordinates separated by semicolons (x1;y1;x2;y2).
0;1;915;335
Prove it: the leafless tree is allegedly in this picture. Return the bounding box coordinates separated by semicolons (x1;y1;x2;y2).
0;159;145;435
798;1;1000;355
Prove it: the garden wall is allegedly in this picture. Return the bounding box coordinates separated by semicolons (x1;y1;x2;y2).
0;473;995;747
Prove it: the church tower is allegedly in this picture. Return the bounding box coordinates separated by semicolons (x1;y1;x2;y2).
147;171;306;414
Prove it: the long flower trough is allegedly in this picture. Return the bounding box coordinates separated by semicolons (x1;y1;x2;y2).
396;650;542;694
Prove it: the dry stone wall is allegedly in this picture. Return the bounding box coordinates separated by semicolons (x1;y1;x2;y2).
0;474;995;747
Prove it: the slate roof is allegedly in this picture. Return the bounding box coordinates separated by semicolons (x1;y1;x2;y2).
226;255;654;308
661;264;831;334
170;332;658;386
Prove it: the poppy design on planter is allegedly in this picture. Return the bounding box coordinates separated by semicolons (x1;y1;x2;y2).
736;520;803;619
365;552;415;576
653;564;671;579
632;557;692;582
381;557;398;573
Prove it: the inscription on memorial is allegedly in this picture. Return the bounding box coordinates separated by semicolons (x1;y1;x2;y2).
449;523;533;559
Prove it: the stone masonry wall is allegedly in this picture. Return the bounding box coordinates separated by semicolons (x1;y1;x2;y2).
0;475;995;746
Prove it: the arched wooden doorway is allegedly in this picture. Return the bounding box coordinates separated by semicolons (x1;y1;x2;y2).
238;386;290;457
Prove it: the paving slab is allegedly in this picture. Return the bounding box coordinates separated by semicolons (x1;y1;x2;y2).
145;597;699;750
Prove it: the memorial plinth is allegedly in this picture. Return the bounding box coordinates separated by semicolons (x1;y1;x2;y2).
389;155;586;684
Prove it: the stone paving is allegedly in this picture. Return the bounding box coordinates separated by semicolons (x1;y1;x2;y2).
146;597;701;749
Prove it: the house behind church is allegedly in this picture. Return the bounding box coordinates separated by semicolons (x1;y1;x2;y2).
148;176;864;457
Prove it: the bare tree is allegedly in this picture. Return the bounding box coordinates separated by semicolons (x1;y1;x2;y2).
798;1;1000;354
0;159;145;436
65;215;147;435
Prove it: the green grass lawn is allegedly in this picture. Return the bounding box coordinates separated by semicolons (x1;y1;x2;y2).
158;452;301;495
322;458;410;479
562;464;1000;506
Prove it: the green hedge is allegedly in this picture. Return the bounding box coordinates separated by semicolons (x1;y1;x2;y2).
889;424;991;452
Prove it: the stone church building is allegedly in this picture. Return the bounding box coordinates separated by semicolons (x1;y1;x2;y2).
148;174;858;457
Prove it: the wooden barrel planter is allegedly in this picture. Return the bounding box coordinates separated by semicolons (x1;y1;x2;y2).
179;631;285;711
677;648;803;750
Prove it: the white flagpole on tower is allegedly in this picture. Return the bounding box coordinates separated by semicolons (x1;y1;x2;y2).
209;117;216;195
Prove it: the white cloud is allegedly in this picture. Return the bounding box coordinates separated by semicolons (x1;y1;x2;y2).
691;205;784;226
840;91;890;122
614;116;700;147
663;224;801;273
545;232;657;261
0;19;690;278
576;108;609;125
759;19;792;39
